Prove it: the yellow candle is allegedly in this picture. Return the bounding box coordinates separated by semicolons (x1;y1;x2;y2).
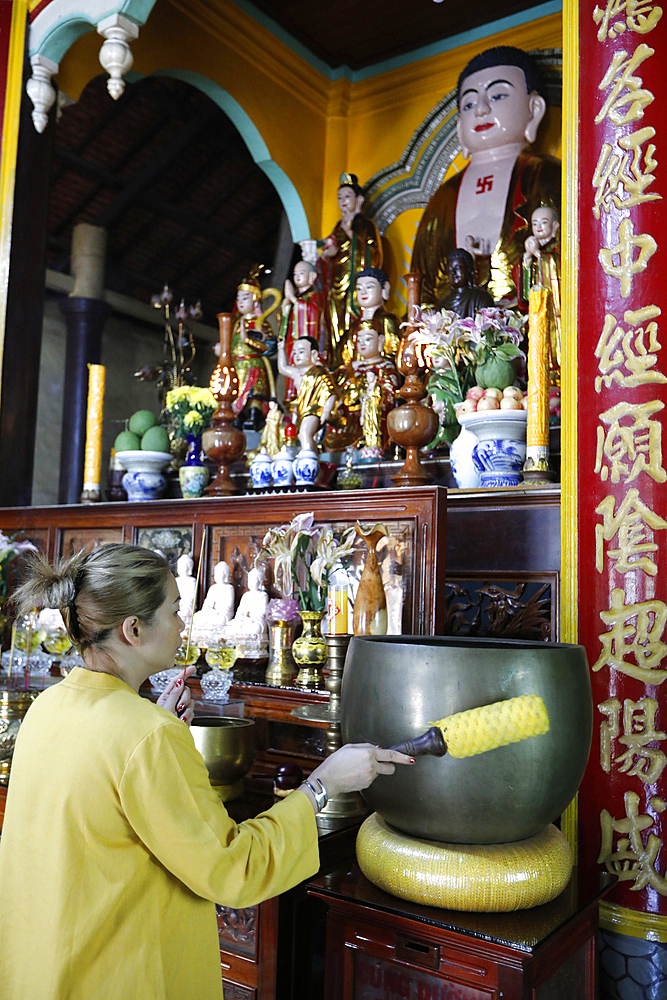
327;586;348;635
525;286;550;471
83;364;105;494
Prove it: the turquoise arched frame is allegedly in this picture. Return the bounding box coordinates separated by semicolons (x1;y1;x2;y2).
29;2;310;240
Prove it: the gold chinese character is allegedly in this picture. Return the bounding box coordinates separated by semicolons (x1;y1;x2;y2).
593;587;667;683
594;0;663;42
595;399;666;483
593;127;661;219
600;697;621;771
595;305;666;391
599;218;657;298
599;790;667;892
595;488;667;575
596;44;655;126
599;697;667;782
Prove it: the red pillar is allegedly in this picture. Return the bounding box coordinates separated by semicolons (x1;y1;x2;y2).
567;0;667;942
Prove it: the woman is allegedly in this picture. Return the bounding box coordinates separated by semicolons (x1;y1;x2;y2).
0;544;411;1000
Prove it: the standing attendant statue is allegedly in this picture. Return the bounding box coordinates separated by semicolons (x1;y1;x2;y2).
338;268;400;368
279;260;325;402
325;326;400;456
521;205;561;383
442;249;495;318
277;336;338;454
210;272;280;430
411;45;560;307
306;173;383;367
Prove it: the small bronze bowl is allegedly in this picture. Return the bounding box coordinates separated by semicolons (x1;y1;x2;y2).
191;717;255;800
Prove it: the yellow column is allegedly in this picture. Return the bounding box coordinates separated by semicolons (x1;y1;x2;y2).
0;0;27;409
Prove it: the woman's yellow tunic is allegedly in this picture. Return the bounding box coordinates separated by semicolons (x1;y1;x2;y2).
0;668;319;999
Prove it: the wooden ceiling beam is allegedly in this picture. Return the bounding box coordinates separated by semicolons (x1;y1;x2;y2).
114;147;244;263
52;144;264;259
164;188;278;289
92;101;219;228
52;111;173;238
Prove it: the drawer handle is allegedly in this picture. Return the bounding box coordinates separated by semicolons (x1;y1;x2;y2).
395;937;440;970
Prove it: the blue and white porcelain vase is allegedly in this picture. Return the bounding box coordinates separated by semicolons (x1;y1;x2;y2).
458;409;527;488
293;448;319;486
249;448;273;489
271;446;294;487
116;450;173;501
178;433;209;499
448;426;481;489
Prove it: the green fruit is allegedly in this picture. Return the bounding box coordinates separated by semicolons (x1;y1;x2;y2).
128;409;157;436
141;425;171;453
475;358;516;391
114;430;141;452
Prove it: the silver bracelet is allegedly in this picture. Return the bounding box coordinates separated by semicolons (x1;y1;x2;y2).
305;777;328;812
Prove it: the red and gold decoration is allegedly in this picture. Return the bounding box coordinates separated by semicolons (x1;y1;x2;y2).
572;1;667;934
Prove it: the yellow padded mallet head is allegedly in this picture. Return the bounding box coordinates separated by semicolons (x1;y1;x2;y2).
389;695;549;759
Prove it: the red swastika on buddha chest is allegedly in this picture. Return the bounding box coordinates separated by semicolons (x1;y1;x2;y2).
476;175;494;194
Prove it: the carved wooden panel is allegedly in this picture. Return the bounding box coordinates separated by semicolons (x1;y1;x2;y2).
221;981;255;1000
443;574;559;642
60;526;123;557
216;904;258;959
10;527;48;552
136;526;192;570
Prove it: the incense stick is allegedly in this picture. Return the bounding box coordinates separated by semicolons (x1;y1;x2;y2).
182;534;206;683
7;623;15;690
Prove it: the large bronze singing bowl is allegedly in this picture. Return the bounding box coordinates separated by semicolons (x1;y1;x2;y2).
341;636;592;844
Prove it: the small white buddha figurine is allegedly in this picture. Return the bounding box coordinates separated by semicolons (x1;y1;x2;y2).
175;554;197;625
228;567;269;639
191;561;236;641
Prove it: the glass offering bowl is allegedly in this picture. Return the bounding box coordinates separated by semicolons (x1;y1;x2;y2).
174;640;201;666
42;628;72;656
205;642;238;671
200;668;233;703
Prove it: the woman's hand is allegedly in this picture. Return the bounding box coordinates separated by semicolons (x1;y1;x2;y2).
308;742;414;799
158;666;196;726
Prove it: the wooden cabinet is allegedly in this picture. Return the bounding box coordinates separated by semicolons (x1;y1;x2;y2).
308;864;614;1000
0;485;564;999
222;789;361;1000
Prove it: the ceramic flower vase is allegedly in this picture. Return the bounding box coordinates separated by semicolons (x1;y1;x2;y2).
178;433;209;499
265;621;297;687
292;611;326;689
353;524;388;635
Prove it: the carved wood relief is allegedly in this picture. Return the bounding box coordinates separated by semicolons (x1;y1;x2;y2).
443;575;558;642
215;904;258;958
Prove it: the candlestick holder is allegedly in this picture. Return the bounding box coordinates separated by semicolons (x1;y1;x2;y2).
387;273;438;487
203;313;246;496
291;633;368;829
